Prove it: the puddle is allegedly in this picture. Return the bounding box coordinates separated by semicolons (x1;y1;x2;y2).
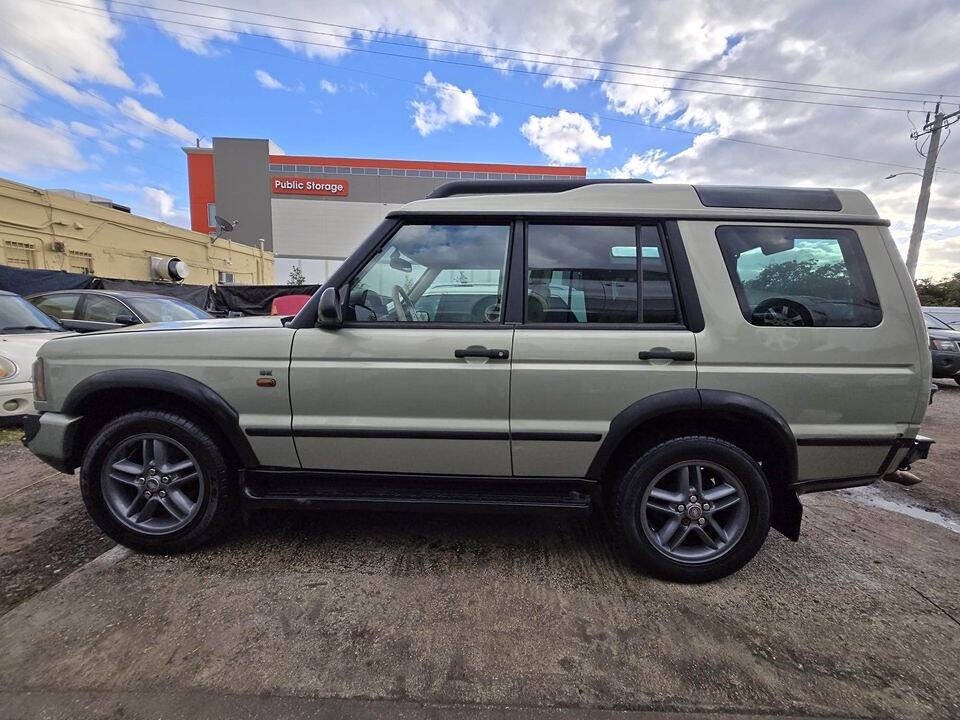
841;485;960;535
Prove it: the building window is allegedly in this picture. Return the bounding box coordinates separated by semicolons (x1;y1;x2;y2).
218;271;236;285
206;203;217;228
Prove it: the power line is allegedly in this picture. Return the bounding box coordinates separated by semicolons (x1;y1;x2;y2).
165;0;960;101
95;0;943;107
30;0;960;176
41;0;931;114
0;42;208;146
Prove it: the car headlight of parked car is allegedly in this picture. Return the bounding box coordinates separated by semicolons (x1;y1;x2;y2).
32;357;46;401
0;355;18;381
931;337;960;353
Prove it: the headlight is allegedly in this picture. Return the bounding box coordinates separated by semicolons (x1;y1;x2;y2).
0;356;18;381
32;357;46;401
931;338;960;353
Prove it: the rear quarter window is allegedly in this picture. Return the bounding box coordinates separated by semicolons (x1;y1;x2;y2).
716;226;882;328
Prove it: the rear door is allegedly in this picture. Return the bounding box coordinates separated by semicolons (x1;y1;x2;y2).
31;293;84;331
509;221;698;477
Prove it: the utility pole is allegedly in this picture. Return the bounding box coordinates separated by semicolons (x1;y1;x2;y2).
906;102;960;278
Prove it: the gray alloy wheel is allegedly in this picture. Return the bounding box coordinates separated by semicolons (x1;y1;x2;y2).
101;433;205;536
753;299;811;327
638;460;750;564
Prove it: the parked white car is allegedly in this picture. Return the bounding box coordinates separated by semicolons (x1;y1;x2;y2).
0;291;74;425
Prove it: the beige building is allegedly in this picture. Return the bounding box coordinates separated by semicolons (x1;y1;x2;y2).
0;176;274;285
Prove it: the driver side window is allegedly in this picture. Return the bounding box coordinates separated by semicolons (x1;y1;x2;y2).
347;224;511;324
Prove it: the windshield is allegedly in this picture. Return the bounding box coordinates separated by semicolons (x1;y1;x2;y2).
924;312;952;330
0;295;63;333
127;297;210;323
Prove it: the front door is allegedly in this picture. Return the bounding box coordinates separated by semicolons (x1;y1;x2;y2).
510;222;698;477
290;222;515;475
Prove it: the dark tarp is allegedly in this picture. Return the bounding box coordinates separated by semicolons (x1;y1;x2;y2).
0;265;96;295
211;284;319;315
94;277;212;310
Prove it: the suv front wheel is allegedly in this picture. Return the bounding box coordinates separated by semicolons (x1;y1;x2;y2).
80;409;237;553
614;436;771;582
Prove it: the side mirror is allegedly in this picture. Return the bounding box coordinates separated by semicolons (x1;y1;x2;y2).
114;314;139;325
317;287;343;329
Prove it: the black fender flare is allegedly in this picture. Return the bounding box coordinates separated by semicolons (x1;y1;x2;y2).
586;388;802;540
62;369;259;468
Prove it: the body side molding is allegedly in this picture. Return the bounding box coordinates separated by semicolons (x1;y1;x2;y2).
62;369;259;468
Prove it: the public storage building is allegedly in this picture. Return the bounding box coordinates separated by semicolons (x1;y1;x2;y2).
185;137;586;283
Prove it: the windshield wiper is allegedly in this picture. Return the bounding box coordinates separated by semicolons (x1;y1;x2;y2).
0;325;60;333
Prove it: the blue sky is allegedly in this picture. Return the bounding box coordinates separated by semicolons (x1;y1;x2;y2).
1;1;959;277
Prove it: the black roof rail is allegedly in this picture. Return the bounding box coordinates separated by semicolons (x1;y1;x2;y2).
427;178;652;199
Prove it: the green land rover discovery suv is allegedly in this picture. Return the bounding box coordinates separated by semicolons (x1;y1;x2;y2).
23;181;933;582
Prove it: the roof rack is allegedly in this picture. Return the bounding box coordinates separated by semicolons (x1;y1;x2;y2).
427;178;651;199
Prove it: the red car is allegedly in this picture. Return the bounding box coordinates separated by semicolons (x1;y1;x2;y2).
270;294;311;316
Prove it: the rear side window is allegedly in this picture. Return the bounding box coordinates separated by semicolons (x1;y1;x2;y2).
32;294;80;320
717;226;881;328
525;224;680;324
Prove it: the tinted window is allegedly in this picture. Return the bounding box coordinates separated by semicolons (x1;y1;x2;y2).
128;297;209;322
925;313;951;330
80;296;126;323
526;224;679;324
348;224;510;323
32;294;80;320
717;226;881;328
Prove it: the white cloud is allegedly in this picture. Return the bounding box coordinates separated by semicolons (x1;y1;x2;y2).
319;79;339;94
116;97;198;145
607;149;670;179
411;71;500;136
520;110;612;164
0;0;132;112
255;69;290;91
141;186;188;227
127;137;144;150
69;121;99;138
138;74;163;97
97;139;119;154
0;108;86;174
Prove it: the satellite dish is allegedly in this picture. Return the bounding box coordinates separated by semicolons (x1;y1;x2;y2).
210;215;239;243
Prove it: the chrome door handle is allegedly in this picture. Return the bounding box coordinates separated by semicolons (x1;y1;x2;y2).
638;349;695;361
455;345;510;359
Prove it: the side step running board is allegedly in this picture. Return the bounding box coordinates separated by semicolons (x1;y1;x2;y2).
240;469;595;514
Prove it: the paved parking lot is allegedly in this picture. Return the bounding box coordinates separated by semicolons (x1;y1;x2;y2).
1;389;959;719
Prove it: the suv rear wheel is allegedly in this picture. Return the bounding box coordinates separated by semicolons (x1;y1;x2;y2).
614;436;771;582
80;410;237;553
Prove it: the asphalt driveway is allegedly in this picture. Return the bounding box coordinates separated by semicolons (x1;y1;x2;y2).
1;389;959;719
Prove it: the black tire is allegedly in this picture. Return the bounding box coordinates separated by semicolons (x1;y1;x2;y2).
80;409;237;554
613;436;771;582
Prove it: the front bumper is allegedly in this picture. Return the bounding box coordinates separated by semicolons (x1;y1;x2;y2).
931;349;960;378
21;412;83;474
0;381;35;426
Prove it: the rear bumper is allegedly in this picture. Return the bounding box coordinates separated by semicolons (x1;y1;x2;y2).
791;435;934;495
21;412;83;474
897;435;933;470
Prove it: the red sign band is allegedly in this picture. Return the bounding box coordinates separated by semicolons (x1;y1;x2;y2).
271;176;349;197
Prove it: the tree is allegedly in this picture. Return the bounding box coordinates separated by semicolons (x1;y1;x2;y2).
916;272;960;306
745;260;852;299
287;262;306;286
